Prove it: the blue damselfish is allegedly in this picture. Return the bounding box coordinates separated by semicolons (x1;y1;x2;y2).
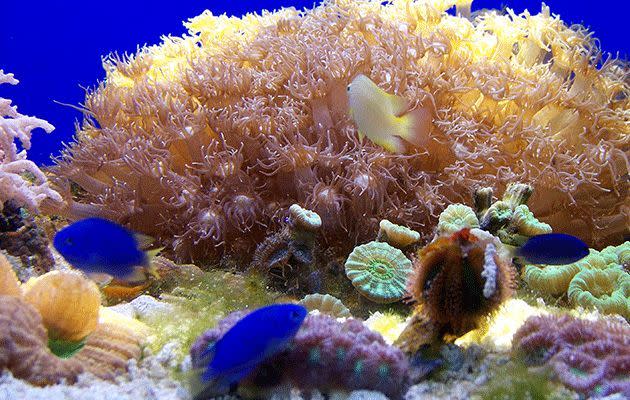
516;233;589;265
196;303;307;397
53;217;159;283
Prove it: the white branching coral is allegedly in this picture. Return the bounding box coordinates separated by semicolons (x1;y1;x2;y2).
0;70;63;212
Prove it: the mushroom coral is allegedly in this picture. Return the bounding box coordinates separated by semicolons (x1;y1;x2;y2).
51;0;629;262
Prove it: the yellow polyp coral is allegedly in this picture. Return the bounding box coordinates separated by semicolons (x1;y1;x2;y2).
377;219;421;248
52;0;628;263
0;253;22;297
299;293;351;318
22;270;101;342
567;267;630;319
436;204;480;236
0;295;84;385
455;298;548;352
364;311;407;345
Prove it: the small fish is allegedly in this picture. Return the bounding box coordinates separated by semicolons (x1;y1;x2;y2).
53;217;161;283
515;233;589;265
193;304;307;399
347;74;432;153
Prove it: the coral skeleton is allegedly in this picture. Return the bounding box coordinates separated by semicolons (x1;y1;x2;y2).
0;71;62;213
51;0;629;261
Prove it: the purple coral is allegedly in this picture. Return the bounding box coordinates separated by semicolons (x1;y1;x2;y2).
513;314;630;397
191;311;410;399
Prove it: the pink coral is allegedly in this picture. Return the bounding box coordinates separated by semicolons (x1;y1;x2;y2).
0;70;63;213
512;314;630;397
191;311;410;399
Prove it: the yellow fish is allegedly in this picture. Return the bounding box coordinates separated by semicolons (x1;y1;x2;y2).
347;74;432;153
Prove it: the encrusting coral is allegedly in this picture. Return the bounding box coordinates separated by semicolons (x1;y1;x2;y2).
190;311;410;399
398;228;515;351
0;70;63;213
0;200;55;273
512;314;630;397
344;240;413;303
51;0;629;262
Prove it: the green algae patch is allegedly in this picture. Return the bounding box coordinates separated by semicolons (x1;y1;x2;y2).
145;268;275;361
48;337;86;359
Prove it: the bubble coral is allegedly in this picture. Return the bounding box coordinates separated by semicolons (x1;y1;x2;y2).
377;219;421;249
191;312;410;399
404;228;515;344
568;267;630;319
344;241;413;303
22;270;101;342
299;293;351;318
0;295;84;385
51;0;629;262
0;252;22;297
512;314;630;397
436;204;479;236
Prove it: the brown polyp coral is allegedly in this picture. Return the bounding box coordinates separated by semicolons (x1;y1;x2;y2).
0;295;84;385
0;267;146;384
51;0;629;262
398;228;515;351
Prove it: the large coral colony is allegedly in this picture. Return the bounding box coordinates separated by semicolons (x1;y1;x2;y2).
1;0;629;399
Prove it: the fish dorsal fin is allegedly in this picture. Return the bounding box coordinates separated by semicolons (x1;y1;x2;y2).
388;93;409;117
133;233;155;250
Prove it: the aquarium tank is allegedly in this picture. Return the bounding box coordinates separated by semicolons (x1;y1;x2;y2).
0;0;628;399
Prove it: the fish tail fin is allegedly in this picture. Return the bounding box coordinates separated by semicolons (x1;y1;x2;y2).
395;106;433;148
144;247;164;279
381;134;407;153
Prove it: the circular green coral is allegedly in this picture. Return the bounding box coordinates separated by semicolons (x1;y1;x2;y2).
599;241;629;268
568;267;630;319
437;204;480;235
344;241;412;304
522;249;609;296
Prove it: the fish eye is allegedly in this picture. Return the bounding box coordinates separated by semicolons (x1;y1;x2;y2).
65;238;73;245
290;310;301;319
346;85;351;91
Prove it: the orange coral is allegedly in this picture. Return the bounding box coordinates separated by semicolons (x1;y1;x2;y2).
52;0;629;261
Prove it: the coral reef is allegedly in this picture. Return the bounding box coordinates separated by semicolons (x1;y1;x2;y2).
436;204;479;236
0;252;22;296
512;314;630;397
377;219;421;249
568;267;629;319
51;0;629;262
191;311;410;399
344;241;412;303
400;228;515;350
0;200;54;273
299;293;351;318
0;71;62;213
22;270;101;342
523;242;630;319
250;204;321;294
0;295;84;386
474;183;551;247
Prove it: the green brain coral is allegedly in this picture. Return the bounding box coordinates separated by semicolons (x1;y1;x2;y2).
568;267;630;319
344;241;413;304
436;204;480;235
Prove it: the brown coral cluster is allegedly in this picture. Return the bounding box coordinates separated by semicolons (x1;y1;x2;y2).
52;0;629;262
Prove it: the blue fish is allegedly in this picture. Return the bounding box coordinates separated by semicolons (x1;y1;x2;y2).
53;217;161;283
516;233;589;265
195;304;307;398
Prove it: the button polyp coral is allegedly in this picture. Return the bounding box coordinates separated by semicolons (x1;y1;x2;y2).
51;0;629;261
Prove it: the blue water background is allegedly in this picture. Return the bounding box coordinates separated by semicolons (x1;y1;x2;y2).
0;0;627;166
